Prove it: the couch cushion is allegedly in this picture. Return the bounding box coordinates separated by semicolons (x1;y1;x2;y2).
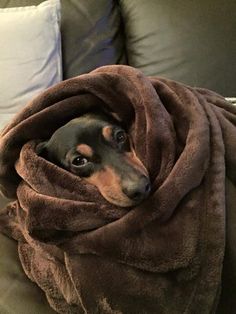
0;0;126;79
120;0;236;96
60;0;126;78
0;0;62;131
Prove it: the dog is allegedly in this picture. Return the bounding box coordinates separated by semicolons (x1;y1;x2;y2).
38;111;151;207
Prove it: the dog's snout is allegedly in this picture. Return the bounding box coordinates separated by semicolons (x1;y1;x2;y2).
122;177;151;202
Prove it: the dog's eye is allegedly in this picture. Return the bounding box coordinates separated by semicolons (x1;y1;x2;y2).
72;156;88;167
114;130;127;144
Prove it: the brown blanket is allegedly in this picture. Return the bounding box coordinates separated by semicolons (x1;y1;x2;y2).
0;65;236;314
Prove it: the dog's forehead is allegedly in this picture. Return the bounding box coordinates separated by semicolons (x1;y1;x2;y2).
55;116;113;151
69;118;109;140
49;114;123;158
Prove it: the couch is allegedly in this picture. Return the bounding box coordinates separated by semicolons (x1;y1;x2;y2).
0;1;235;313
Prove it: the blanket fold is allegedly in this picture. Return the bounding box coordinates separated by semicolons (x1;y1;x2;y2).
0;65;235;313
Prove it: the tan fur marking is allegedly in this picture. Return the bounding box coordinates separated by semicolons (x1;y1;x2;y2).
102;126;113;142
125;149;148;177
77;144;93;158
84;166;134;207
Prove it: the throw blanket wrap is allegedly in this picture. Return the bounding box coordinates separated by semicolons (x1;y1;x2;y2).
0;65;236;313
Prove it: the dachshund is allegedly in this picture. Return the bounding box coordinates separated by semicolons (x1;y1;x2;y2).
38;111;151;207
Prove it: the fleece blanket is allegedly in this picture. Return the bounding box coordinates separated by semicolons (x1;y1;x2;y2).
0;65;236;314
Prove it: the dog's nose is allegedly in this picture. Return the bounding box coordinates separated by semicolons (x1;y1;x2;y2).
122;177;151;202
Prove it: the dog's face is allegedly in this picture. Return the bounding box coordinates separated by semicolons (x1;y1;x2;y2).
38;113;150;207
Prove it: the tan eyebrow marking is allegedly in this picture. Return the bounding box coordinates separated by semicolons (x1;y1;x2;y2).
102;126;113;142
125;149;148;177
84;166;127;204
76;144;93;158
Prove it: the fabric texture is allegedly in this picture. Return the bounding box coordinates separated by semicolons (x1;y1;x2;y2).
0;0;62;130
0;233;56;314
0;65;235;313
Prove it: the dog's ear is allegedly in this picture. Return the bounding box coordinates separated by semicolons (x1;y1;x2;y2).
36;141;48;159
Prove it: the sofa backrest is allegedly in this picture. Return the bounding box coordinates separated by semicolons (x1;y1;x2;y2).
1;0;235;96
119;0;236;96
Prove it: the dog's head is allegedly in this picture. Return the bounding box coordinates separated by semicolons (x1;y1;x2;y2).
38;112;150;207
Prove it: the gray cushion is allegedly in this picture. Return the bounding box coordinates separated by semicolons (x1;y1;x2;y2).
60;0;126;78
0;0;126;79
120;0;236;96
